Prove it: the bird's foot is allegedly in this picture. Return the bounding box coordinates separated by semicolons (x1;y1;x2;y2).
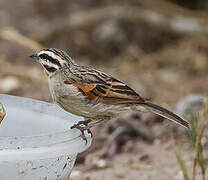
72;120;91;127
70;120;92;144
70;119;104;144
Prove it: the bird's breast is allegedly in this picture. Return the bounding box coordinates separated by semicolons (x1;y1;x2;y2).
48;77;107;117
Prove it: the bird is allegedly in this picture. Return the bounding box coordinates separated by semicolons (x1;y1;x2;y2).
30;48;190;143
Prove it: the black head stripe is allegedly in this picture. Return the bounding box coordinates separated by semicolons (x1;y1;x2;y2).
39;54;61;67
43;48;66;60
43;48;74;65
43;64;57;72
43;48;60;56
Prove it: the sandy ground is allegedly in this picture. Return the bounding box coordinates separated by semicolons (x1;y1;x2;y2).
71;138;196;180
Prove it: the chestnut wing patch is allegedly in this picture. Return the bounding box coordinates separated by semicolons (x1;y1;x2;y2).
64;79;144;104
64;81;106;102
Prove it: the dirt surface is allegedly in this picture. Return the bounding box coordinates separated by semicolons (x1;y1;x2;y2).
72;139;193;180
0;0;208;180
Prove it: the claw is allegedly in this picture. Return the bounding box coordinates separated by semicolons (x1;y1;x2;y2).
70;120;92;144
71;120;90;128
70;119;103;144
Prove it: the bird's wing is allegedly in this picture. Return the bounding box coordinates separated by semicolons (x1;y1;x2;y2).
64;75;144;104
64;67;190;129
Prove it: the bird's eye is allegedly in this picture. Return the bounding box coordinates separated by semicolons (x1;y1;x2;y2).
39;54;48;59
39;53;61;67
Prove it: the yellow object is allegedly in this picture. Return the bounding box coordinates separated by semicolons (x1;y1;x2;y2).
0;102;6;123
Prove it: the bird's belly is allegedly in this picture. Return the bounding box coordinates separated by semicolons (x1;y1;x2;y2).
57;96;114;118
58;97;131;120
52;84;110;118
50;80;131;119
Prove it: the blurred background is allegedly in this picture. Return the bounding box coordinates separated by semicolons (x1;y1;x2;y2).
0;0;208;179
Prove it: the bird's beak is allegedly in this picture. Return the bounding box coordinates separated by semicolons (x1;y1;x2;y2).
29;53;39;61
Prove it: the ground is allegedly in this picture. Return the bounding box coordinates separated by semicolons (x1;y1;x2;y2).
72;138;193;180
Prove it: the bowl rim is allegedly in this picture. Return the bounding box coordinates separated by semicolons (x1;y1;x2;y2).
0;94;92;161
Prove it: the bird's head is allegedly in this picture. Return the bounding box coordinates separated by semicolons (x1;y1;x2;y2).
30;48;74;76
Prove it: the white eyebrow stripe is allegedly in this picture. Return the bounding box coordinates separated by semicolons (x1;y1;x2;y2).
38;51;59;59
38;51;66;65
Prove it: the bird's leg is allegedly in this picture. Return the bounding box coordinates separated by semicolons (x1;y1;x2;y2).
71;119;91;127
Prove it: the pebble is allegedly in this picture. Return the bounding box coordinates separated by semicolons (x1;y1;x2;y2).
70;170;82;178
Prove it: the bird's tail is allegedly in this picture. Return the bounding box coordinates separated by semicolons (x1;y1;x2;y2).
140;102;190;129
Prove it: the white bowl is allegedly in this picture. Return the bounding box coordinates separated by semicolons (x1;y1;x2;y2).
0;94;92;180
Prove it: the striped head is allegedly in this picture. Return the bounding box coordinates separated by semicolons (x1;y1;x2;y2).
30;48;75;76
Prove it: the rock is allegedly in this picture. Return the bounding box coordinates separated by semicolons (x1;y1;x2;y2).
175;94;207;119
159;94;207;136
0;76;20;92
174;94;208;137
104;112;155;158
172;17;203;33
93;20;126;47
85;155;108;169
